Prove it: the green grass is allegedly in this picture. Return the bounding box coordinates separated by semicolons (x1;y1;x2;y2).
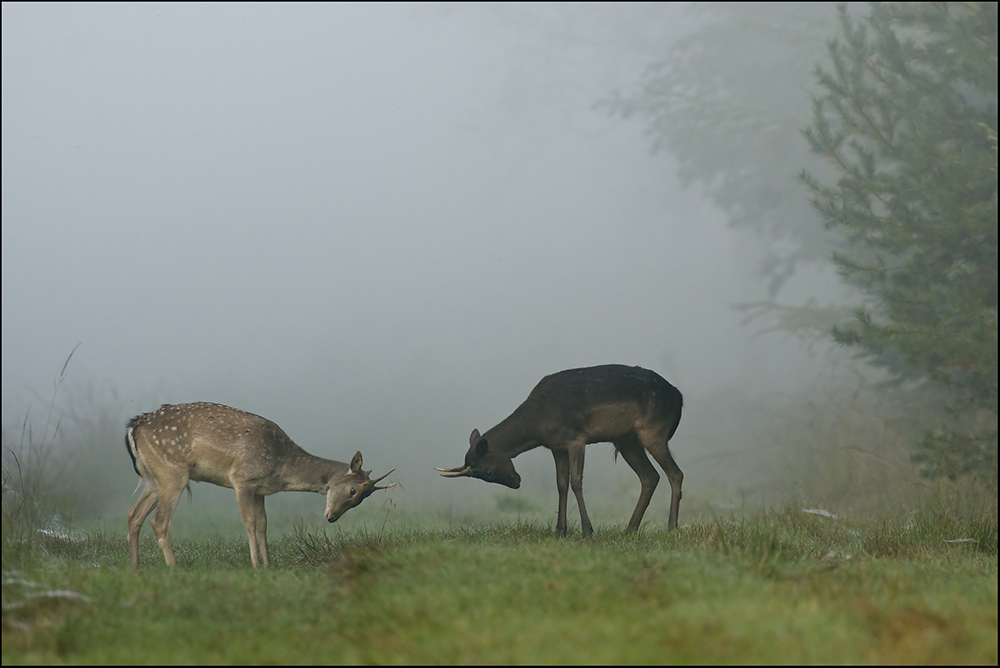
2;508;996;664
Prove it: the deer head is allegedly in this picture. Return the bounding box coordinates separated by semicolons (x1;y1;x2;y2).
435;428;521;489
325;451;396;522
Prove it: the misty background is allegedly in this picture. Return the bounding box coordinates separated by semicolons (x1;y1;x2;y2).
3;4;904;535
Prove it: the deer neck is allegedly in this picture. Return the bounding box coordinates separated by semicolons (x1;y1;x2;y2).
485;408;543;458
278;450;348;493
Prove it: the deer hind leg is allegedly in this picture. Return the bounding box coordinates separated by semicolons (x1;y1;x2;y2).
614;434;659;532
149;475;188;567
253;493;269;567
551;448;570;537
643;438;684;530
127;482;159;568
235;485;265;568
567;443;593;538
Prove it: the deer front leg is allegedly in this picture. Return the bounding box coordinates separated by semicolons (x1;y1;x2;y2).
235;486;264;568
253;493;269;567
551;448;570;537
567;444;593;538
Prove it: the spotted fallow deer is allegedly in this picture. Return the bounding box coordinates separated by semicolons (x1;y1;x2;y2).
125;402;395;568
436;365;683;536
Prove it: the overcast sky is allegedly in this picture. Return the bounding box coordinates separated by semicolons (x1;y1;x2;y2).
2;4;841;513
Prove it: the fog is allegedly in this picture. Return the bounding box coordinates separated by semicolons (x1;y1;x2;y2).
2;4;860;530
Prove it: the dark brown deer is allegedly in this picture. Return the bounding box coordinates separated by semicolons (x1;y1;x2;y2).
436;365;683;536
125;402;395;568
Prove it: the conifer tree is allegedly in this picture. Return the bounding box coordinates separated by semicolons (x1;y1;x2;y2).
803;3;998;480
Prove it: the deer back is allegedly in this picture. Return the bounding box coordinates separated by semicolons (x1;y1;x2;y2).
498;364;682;446
127;402;300;487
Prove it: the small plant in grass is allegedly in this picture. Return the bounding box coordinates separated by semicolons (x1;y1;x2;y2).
2;346;80;568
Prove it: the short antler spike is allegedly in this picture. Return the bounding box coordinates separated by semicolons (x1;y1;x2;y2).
435;465;472;478
371;469;396;490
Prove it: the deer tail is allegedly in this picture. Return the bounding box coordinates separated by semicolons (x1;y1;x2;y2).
125;424;141;477
666;390;683;442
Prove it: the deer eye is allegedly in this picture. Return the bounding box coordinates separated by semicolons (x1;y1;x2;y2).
350;488;357;497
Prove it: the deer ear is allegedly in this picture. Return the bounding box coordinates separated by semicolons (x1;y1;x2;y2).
475;437;489;458
469;429;481;447
350;451;363;474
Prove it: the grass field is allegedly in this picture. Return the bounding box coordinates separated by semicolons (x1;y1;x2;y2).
2;504;996;664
